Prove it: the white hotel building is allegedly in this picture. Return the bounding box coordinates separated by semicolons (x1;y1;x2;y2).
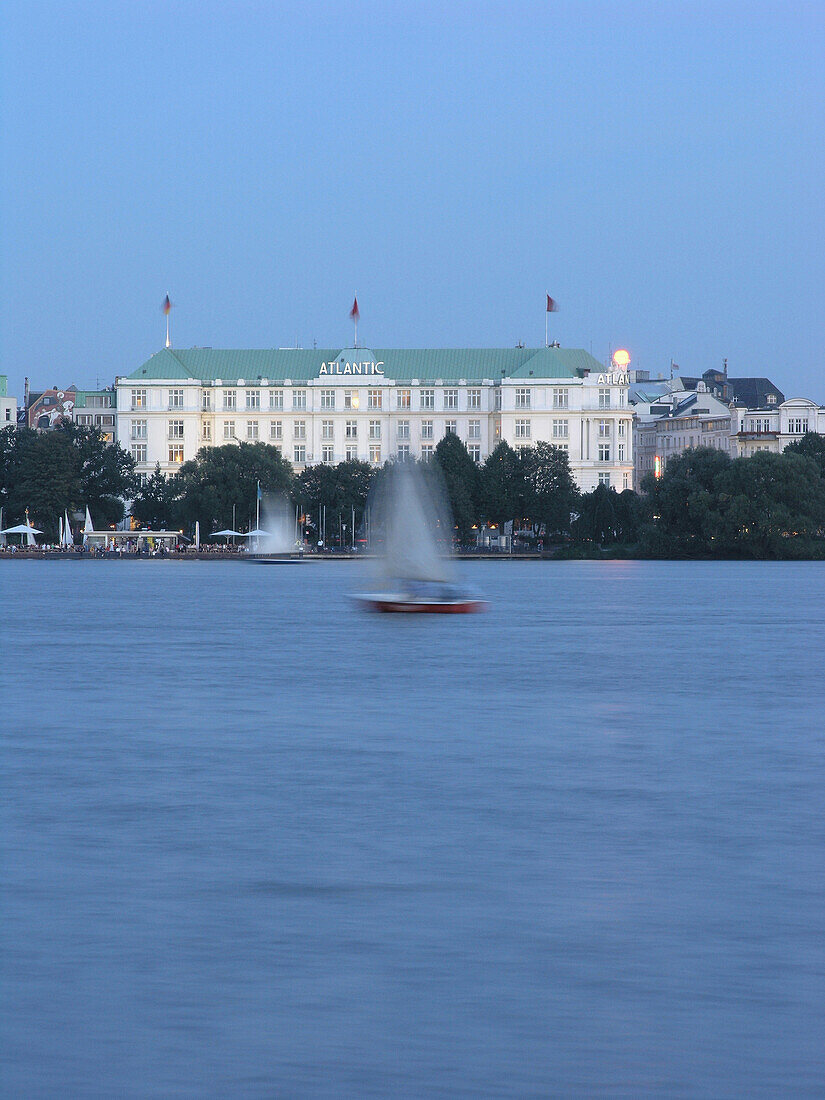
116;346;634;492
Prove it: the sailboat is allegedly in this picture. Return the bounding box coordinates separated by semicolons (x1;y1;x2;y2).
354;463;486;614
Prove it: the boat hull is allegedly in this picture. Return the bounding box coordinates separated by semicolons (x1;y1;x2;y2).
356;596;487;614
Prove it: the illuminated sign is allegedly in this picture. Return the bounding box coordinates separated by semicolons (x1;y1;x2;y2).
596;371;629;384
319;360;385;376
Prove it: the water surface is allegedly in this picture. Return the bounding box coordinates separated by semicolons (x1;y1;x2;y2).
1;560;823;1097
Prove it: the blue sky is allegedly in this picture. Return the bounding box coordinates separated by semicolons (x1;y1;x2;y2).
1;0;823;400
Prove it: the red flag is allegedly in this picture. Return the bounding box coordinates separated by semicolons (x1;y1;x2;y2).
349;296;360;322
546;294;558;313
162;294;172;315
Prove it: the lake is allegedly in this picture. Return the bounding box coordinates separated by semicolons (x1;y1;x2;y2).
1;560;823;1097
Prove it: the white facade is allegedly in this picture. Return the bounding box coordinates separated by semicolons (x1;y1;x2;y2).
729;398;825;457
116;347;634;493
0;374;18;428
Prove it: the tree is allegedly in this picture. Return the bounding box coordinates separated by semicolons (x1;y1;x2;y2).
175;442;294;533
641;447;732;554
714;451;825;557
785;431;825;477
0;424;134;538
434;434;479;545
479;441;526;531
295;459;375;544
522;442;578;539
131;465;180;530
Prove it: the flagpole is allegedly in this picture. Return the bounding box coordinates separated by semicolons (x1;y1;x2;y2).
166;310;170;348
545;304;548;348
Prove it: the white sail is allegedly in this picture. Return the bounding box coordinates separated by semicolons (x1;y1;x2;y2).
373;463;456;584
63;510;74;547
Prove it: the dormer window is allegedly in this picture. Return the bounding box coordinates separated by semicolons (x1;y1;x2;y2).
767;393;777;404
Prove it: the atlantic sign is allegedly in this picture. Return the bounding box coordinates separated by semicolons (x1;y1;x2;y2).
319;360;385;376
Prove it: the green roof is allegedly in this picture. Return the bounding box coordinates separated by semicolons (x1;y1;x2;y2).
73;389;114;407
124;346;601;384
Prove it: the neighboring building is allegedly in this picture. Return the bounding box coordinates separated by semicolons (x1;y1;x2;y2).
71;388;116;442
631;366;801;483
115;346;634;491
730;398;825;457
26;386;78;429
0;375;17;429
641;388;732;476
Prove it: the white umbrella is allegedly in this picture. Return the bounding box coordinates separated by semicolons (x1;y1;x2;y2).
211;528;243;545
2;523;43;544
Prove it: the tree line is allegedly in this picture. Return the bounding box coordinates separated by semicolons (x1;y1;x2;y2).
3;422;825;557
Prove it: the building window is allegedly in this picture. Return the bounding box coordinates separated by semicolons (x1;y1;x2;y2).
623;473;629;489
169;444;184;463
202;421;212;441
344;390;359;410
169;388;184;409
468;444;481;462
445;420;457;436
223;421;236;440
468;389;481;410
131;389;147;410
552;388;568;409
767;393;777;404
618;443;625;461
369;420;381;441
494;388;502;411
293;445;306;463
515;388;531;409
131;419;147;439
598;387;611;409
369;445;381;464
468;419;480;439
421;389;434;410
223;390;237;411
515;419;530;439
245;390;260;410
599;419;610;438
168;419;184;439
789;417;808;434
270;420;282;441
345;445;358;461
320;390;335;409
554;442;569;452
598;472;611;486
345;420;357;440
397;389;411;410
270;390;283;410
421;444;433;461
396;444;410;460
618;420;626;438
293;390;307;410
598;443;611;461
368;389;382;410
247;420;259;440
131;444;147;463
444;389;459;410
201;391;212;411
294;420;306;440
552;419;568;439
322;445;334;463
321;419;334;441
421;420;433;440
397;420;410;440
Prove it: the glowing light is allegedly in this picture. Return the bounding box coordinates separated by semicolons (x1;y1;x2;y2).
654;455;662;479
612;349;631;368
